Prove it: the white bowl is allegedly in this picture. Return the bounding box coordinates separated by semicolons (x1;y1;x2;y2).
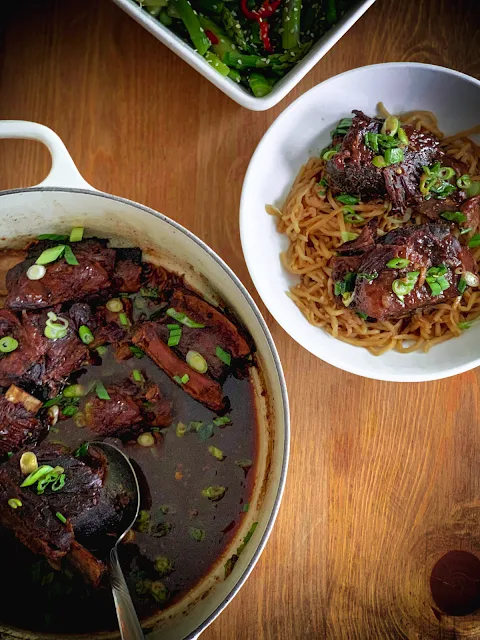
111;0;375;111
240;63;480;381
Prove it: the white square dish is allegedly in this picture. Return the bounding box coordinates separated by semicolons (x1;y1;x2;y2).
111;0;375;110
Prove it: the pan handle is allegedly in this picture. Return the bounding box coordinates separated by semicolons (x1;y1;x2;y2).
0;120;94;190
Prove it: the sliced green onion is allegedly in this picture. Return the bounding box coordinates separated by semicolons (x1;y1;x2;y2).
386;258;410;269
118;312;129;326
341;231;359;243
322;149;338;161
96;345;108;356
464;271;479;287
79;326;94;345
21;465;54;487
56;512;67;524
427;280;442;296
440;211;466;224
0;336;18;353
381;116;399;136
106;298;123;313
168;335;181;347
166;308;205;328
468;234;480;248
26;264;46;280
132;369;144;383
37;233;69;241
35;245;65;265
438;166;455;180
215;346;231;366
63;245;78;266
95;381;110;400
458;321;472;329
20;452;38;475
62;405;78;417
201;485;226;500
167;323;180;330
175;422;188;437
384;147;404;166
357;273;377;282
181;374;189;384
208;446;225;461
140;287;159;298
458;278;467;294
213;415;231;427
392;271;420;300
8;498;22;509
69;227;84;242
466;181;480;197
460;227;473;235
137;432;155;447
426;265;448;278
129;345;144;358
356;311;368;320
397;127;409;145
336;194;359;205
372;155;386;168
51;473;66;492
186;350;208;373
364;133;379;152
44;312;69;340
343;208;365;223
63;384;85;398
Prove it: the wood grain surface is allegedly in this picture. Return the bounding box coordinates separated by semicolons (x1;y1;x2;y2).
1;1;480;638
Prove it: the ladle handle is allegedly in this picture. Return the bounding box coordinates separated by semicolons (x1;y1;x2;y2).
110;546;145;640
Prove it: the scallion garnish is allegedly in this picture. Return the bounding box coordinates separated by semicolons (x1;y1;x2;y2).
95;381;110;400
132;369;144;383
440;211;467;224
37;234;69;241
340;231;359;243
26;264;46;281
8;498;22;509
458;278;467;294
356;311;368;320
186;350;208;373
468;234;480;248
372;155;386;168
44;312;69;340
356;273;377;281
343;208;364;223
56;512;67;524
381;116;399;136
166;308;205;328
69;227;84;242
0;336;19;353
36;244;66;265
420;163;457;199
21;465;54;488
167;323;182;347
213;415;231;427
173;374;190;385
129;345;144;358
63;245;78;266
457;174;472;190
336;194;359;205
79;326;94;345
386;258;410;269
384;147;404;166
118;312;129;326
392;271;420;301
216;346;231;366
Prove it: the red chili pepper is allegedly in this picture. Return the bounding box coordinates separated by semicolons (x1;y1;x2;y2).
240;0;259;20
240;0;281;52
258;17;273;52
205;30;219;45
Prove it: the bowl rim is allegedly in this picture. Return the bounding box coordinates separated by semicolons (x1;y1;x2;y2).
0;185;290;640
240;61;480;382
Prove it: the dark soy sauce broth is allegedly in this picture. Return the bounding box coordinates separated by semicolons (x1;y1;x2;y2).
0;346;257;634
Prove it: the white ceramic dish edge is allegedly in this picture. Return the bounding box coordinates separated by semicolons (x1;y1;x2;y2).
240;62;480;382
0;120;290;640
111;0;375;111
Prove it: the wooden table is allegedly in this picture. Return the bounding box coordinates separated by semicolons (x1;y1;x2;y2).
1;1;480;638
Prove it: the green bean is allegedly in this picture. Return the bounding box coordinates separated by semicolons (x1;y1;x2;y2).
248;72;272;97
282;0;302;50
172;0;211;55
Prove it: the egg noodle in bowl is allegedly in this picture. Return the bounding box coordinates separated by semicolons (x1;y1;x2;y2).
268;103;480;356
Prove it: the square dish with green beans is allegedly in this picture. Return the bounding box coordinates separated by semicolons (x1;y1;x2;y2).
135;0;359;97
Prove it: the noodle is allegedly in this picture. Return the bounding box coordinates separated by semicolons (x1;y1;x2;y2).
271;108;480;355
